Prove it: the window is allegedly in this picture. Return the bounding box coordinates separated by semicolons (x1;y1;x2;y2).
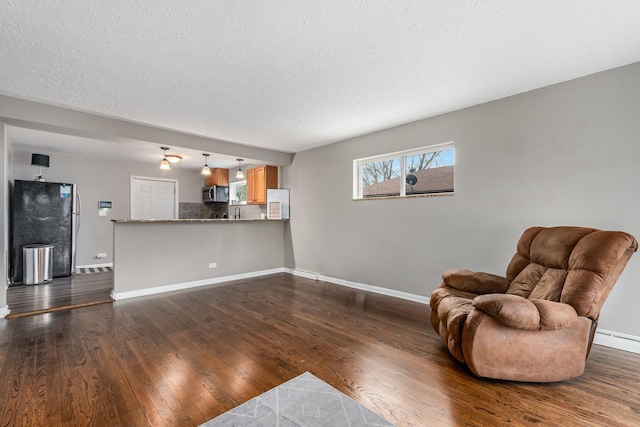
229;180;247;205
354;142;454;199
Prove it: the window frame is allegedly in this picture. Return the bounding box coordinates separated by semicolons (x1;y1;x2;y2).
353;141;454;200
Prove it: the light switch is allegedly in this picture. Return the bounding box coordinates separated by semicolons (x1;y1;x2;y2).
99;209;107;216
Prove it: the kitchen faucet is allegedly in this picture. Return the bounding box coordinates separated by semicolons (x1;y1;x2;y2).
234;206;241;219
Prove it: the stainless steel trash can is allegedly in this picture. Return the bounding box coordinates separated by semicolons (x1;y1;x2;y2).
23;244;54;285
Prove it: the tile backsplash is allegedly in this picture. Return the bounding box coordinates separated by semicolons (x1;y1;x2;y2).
179;202;228;219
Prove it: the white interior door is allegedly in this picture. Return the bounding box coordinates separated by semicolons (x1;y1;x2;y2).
131;177;178;219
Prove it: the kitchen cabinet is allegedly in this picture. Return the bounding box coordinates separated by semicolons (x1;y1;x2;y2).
205;168;229;187
247;165;278;205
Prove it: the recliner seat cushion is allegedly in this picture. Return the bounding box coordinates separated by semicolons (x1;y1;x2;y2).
531;299;578;330
473;294;540;330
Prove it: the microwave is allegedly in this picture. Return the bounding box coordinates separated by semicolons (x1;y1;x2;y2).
203;186;229;203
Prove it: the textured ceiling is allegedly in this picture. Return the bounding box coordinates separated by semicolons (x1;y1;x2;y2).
1;1;640;155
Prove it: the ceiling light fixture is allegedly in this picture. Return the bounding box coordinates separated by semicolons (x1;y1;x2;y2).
166;154;182;164
201;153;211;175
236;159;244;179
160;147;171;170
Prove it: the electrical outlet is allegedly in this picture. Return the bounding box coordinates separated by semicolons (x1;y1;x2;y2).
208;262;217;269
97;253;107;258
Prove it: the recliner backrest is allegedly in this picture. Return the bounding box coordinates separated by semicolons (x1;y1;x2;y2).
504;226;637;320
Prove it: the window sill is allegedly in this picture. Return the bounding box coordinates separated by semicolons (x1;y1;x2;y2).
353;192;454;201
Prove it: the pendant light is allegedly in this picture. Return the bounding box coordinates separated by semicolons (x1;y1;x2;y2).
201;153;211;175
160;147;171;170
236;158;244;179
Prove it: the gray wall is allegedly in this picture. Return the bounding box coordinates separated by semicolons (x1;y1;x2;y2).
12;150;204;267
284;62;640;337
0;123;7;311
113;220;285;294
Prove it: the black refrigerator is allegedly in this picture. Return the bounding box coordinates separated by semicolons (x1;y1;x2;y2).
10;180;80;283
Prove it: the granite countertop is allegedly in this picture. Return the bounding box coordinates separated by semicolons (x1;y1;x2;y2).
112;218;288;223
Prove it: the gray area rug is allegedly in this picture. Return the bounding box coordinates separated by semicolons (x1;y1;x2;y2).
200;372;396;427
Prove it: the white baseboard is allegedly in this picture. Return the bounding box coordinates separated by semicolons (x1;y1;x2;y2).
0;305;9;318
112;268;287;300
289;269;640;355
77;262;113;269
288;268;430;305
594;329;640;354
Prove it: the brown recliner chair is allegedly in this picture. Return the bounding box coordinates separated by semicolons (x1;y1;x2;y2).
430;226;637;382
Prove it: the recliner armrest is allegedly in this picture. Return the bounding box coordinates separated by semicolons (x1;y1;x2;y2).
473;294;578;330
442;269;509;294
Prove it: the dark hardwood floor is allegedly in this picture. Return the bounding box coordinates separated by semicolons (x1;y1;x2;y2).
6;272;113;317
0;273;639;426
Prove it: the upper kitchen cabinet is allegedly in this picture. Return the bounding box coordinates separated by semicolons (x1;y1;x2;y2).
205;168;229;187
247;165;278;205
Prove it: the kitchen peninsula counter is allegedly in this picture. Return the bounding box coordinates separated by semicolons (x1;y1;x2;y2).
112;218;288;223
112;218;287;300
